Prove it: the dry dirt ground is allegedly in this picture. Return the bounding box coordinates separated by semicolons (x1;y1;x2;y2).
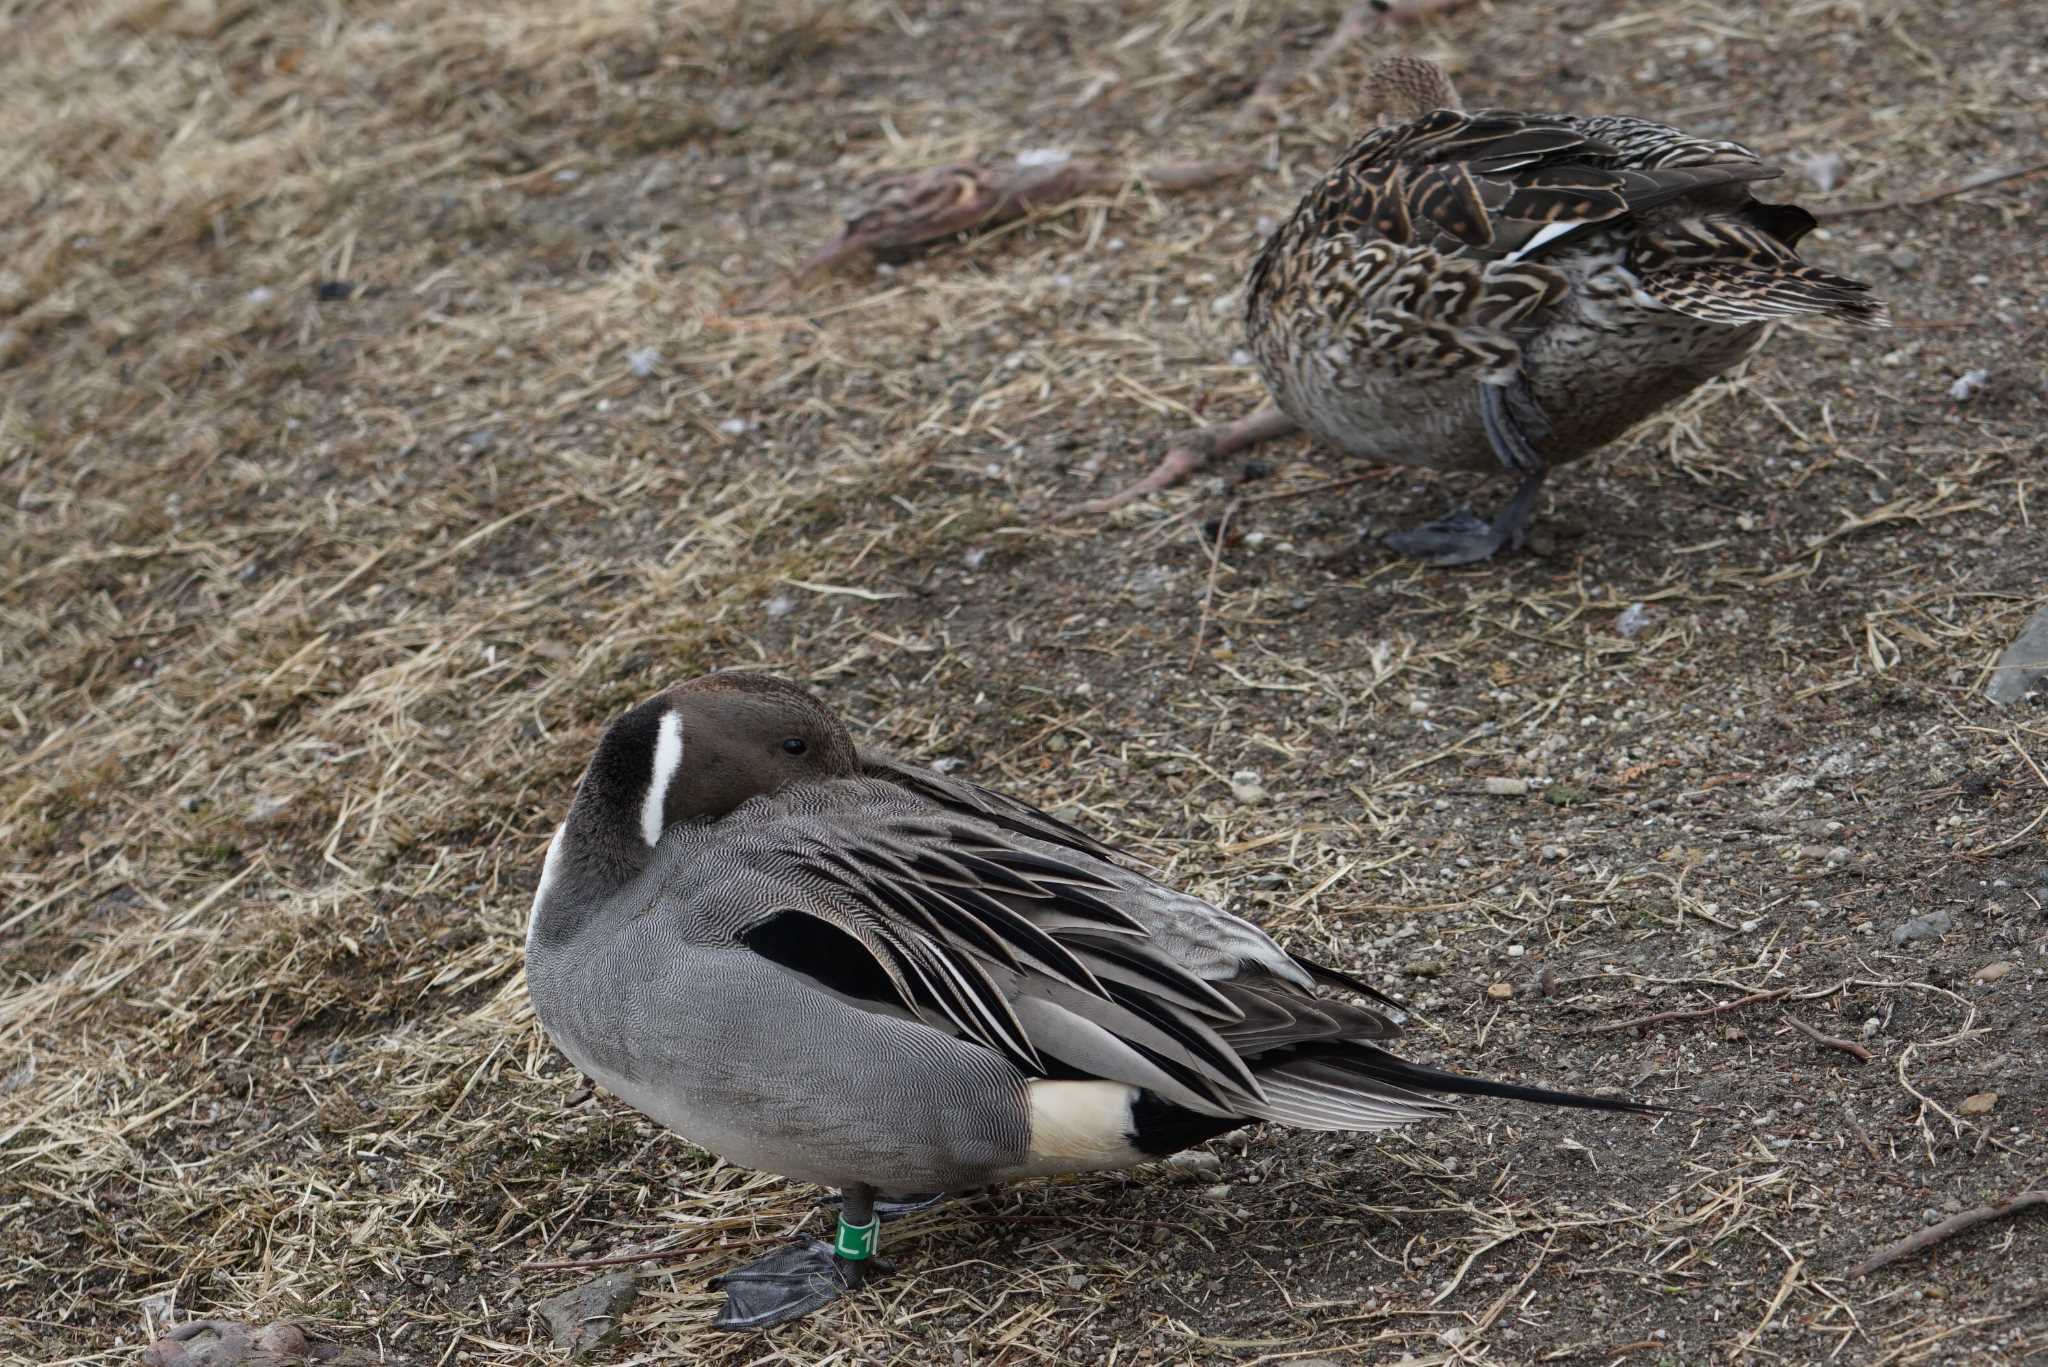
4;0;2046;1363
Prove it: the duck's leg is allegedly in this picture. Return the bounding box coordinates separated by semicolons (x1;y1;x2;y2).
709;1183;893;1331
1384;376;1551;566
853;1190;949;1219
1057;406;1298;519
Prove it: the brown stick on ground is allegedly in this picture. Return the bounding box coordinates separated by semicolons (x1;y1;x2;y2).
1190;497;1239;670
1566;987;1790;1037
1057;406;1298;519
1829;159;2048;218
762;155;1252;299
521;1232;793;1272
1851;1190;2048;1278
1781;1012;1874;1063
1236;0;1482;126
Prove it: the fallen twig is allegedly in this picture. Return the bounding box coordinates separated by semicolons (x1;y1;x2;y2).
521;1230;795;1272
1852;1190;2048;1278
1238;470;1395;505
1829;159;2048;218
1191;498;1239;671
761;155;1252;300
1781;1012;1873;1063
1567;987;1790;1036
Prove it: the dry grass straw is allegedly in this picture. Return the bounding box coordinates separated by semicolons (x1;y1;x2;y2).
4;0;2046;1361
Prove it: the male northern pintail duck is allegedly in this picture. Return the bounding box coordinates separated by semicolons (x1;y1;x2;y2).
526;672;1655;1329
1084;58;1887;563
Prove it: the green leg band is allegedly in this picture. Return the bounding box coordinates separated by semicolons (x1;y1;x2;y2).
833;1213;880;1261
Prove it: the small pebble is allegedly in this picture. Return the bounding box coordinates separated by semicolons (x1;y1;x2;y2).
1890;909;1952;945
1484;776;1529;796
1974;961;2013;984
1485;981;1513;1001
1792;149;1845;191
1960;1091;1998;1116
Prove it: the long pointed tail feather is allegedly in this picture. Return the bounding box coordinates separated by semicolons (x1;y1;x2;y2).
1326;1047;1664;1115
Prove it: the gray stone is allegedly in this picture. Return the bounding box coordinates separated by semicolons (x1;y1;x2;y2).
535;1271;642;1358
1987;605;2048;705
1890;908;1953;945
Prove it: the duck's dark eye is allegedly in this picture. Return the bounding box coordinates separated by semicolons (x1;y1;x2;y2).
781;737;808;756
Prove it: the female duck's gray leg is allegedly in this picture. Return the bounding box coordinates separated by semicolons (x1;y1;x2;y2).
710;1184;892;1331
1384;378;1550;566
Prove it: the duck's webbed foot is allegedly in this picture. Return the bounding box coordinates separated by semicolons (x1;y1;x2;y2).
709;1239;890;1330
711;1185;893;1331
1384;377;1550;566
1058;406;1297;519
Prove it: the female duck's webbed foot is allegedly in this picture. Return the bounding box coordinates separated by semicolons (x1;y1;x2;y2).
1058;406;1298;519
1385;377;1550;567
710;1185;892;1331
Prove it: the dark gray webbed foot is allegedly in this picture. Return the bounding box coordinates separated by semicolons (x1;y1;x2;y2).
714;1183;892;1331
709;1239;892;1331
1384;509;1515;565
1386;376;1550;566
1385;469;1546;565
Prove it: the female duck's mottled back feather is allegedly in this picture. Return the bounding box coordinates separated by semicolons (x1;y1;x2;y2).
1238;59;1886;563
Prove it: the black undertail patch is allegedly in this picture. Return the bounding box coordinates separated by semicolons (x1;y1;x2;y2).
1125;1090;1247;1158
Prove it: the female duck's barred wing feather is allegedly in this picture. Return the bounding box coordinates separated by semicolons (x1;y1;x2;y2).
1633;219;1889;327
1285;110;1778;265
1250;103;1884;377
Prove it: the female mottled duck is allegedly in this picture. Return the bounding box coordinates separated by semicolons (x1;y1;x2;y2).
1082;59;1887;564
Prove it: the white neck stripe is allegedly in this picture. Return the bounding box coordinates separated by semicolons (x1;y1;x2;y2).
639;711;684;848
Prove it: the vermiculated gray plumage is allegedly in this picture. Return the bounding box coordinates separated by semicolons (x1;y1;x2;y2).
526;673;1656;1324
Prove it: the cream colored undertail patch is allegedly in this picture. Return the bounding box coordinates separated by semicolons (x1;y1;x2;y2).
1025;1080;1143;1169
